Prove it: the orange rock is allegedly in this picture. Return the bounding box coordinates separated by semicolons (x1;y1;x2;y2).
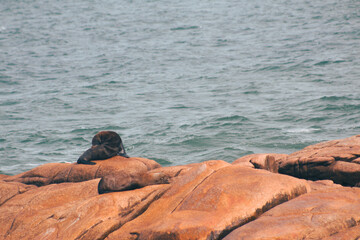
0;177;169;240
0;179;100;239
148;159;231;182
0;174;9;180
106;163;309;240
2;135;360;240
279;135;360;186
224;182;360;239
323;225;360;240
0;180;36;206
98;170;169;193
233;153;288;172
4;156;161;186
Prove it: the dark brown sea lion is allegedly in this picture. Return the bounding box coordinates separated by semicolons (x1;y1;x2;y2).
77;131;129;165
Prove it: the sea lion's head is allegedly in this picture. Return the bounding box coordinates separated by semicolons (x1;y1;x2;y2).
77;131;129;165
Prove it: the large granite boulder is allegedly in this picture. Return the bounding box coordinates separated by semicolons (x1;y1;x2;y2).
224;180;360;239
279;134;360;186
0;178;169;240
106;163;309;239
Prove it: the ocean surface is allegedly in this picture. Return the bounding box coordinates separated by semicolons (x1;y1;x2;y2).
1;0;360;175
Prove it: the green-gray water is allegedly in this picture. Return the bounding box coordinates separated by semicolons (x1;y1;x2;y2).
1;0;360;175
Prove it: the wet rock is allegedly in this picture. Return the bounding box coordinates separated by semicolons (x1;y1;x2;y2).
279;134;360;186
224;181;360;239
107;163;309;240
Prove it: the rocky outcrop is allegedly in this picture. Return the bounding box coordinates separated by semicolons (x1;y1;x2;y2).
224;180;360;239
279;134;360;186
233;153;288;172
0;179;168;240
107;163;309;239
0;181;36;206
4;156;161;187
0;134;360;239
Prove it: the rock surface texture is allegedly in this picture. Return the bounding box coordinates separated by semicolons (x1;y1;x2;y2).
279;134;360;186
1;135;360;239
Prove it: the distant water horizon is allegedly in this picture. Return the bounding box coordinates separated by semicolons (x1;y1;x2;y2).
1;0;360;175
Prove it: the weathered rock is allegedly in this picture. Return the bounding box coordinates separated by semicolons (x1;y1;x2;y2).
0;179;100;240
233;153;288;172
0;181;36;206
279;134;360;186
2;134;360;240
0;174;9;180
4;156;160;186
323;225;360;240
95;160;227;193
98;171;169;193
224;181;360;239
106;163;309;240
0;178;169;240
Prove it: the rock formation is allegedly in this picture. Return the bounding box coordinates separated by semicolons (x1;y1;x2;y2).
1;134;360;239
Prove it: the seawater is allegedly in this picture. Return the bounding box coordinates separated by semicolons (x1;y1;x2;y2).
1;0;360;175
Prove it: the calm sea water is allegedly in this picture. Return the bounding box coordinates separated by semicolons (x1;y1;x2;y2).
1;0;360;175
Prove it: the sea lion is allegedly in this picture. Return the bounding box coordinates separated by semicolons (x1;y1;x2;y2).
77;131;129;165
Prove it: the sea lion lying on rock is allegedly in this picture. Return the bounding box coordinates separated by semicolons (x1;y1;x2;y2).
77;131;169;193
77;131;129;165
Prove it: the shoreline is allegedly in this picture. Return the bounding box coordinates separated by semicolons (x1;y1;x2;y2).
1;134;360;239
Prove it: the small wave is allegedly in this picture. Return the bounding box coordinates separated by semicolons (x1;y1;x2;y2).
243;90;260;95
170;26;199;31
285;127;321;133
168;104;191;109
255;65;282;72
322;103;360;112
314;60;346;66
286;128;312;133
311;79;325;83
0;100;20;106
174;135;215;148
306;117;329;123
319;96;352;101
215;115;249;122
0;78;19;85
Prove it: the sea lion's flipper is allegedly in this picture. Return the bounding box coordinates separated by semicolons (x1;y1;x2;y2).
77;158;96;165
77;148;97;165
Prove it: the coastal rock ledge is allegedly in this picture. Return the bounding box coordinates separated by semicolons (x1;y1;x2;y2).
1;135;360;240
